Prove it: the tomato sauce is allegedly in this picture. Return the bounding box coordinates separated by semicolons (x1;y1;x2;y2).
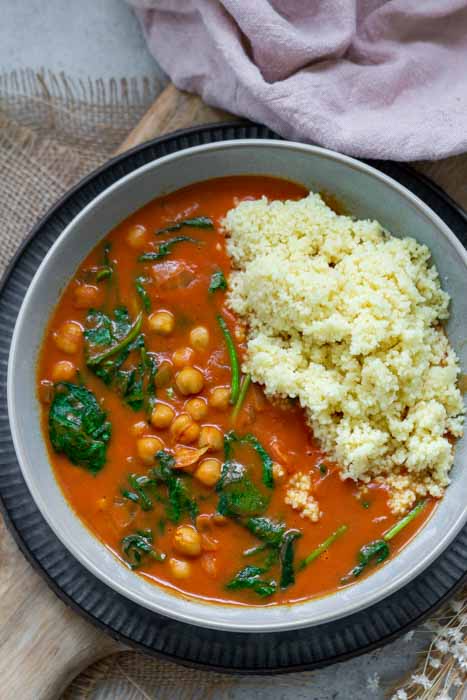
37;176;434;606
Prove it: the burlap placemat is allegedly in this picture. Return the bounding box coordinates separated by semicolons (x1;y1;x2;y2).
1;70;465;700
0;68;165;278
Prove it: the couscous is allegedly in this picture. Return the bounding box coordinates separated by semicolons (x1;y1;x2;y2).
226;192;464;512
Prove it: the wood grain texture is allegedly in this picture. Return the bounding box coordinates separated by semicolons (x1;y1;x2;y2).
0;517;118;700
0;83;227;700
116;83;233;154
0;83;465;700
414;155;467;211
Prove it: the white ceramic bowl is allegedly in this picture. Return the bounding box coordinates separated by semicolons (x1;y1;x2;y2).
7;140;467;632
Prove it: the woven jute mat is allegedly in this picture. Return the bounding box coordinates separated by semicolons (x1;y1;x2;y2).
0;68;165;278
1;70;465;700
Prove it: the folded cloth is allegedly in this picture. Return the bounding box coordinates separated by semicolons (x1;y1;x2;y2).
130;0;467;161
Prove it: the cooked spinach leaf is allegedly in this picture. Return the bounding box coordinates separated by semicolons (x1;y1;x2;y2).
231;373;251;423
226;565;277;597
48;382;111;474
166;476;199;523
152;449;176;481
244;434;274;489
216;433;274;518
135;276;151;312
217;315;240;404
242;543;279;568
244;518;300;590
151;450;198;523
122;452;198;523
246;517;286;546
208;270;227;294
141;346;158;415
156;216;213;235
344;539;389;580
342;501;427;581
113;364;143;410
121;529;166;569
138;236;200;262
95;241;113;282
121;473;158;511
243;543;268;557
113;346;157;413
82;241;113;284
218;446;302;594
84;307;156;413
216;460;269;518
224;431;274;488
263;546;281;569
279;529;301;589
85;307;131;363
86;309;143;367
216;458;245;489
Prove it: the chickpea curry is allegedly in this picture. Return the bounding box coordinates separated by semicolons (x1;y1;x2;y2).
38;177;433;606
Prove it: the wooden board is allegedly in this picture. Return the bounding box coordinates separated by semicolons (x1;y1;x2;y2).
0;83;465;700
0;84;231;700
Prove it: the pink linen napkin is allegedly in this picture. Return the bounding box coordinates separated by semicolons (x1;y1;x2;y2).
130;0;467;161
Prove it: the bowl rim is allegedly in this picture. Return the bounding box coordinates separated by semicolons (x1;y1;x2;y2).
7;138;467;632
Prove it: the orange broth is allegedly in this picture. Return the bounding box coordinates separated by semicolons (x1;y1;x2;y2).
37;176;434;606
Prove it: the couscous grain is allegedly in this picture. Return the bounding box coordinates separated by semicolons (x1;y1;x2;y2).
225;193;465;510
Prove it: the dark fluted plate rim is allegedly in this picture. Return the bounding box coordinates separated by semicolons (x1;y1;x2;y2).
0;122;466;673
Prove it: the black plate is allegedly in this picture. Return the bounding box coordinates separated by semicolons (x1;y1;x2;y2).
0;123;466;673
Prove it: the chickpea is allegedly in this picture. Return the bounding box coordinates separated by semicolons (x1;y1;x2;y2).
173;525;201;557
126;224;148;249
181;422;200;445
209;386;230;410
131;421;148;437
172;346;194;368
195;458;222;487
136;436;164;465
51;360;76;382
175;367;204;396
148;310;175;336
198;426;223;453
170;413;200;444
150;403;175;429
189;325;210;350
73;284;102;309
185;397;208;421
168;557;192;579
53;321;83;354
